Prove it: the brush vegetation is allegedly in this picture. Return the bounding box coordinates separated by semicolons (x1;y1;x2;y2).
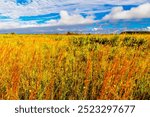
0;34;149;100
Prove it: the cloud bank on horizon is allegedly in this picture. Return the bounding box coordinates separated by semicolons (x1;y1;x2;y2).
0;0;150;33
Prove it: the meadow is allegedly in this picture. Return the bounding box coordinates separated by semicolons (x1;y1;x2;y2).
0;34;149;100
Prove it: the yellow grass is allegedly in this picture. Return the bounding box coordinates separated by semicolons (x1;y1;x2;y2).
0;34;149;100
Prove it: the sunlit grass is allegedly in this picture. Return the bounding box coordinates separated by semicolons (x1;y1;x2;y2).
0;34;149;100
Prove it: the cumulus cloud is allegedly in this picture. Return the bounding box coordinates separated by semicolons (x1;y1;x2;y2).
102;3;150;20
43;11;96;27
58;11;95;25
0;10;95;29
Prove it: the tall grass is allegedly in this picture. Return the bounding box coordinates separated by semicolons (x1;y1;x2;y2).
0;34;149;100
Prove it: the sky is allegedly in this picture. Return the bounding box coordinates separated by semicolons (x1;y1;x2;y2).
0;0;150;33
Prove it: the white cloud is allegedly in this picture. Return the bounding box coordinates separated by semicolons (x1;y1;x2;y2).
0;10;95;29
142;26;150;31
147;27;150;31
58;11;95;25
0;0;149;30
0;0;149;19
102;3;150;20
92;27;103;31
43;11;96;27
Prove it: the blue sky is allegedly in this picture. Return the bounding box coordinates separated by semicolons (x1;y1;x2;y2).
0;0;150;33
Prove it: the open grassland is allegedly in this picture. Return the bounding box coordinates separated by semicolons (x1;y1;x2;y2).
0;34;149;100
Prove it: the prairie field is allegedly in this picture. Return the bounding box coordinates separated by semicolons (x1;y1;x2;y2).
0;34;149;100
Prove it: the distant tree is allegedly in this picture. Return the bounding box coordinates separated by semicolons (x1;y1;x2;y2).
11;32;16;35
121;31;150;34
66;31;79;35
67;31;72;35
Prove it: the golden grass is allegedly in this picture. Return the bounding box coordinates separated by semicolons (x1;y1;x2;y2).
0;34;149;100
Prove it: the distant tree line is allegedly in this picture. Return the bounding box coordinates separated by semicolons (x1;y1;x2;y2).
121;31;150;34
